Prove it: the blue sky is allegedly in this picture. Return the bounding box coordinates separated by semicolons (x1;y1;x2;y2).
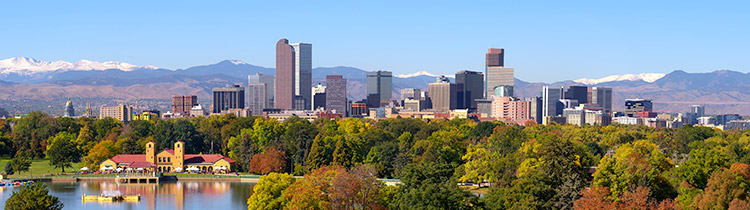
1;1;748;82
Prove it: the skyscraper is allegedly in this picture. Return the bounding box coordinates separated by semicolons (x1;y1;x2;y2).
591;87;613;114
485;48;514;98
312;83;326;110
428;80;457;112
625;99;653;117
248;73;275;110
326;75;347;115
64;100;75;117
691;105;705;117
212;85;245;114
172;95;198;117
248;81;267;116
400;88;422;101
456;70;483;109
366;70;392;108
275;38;312;110
542;86;563;117
564;86;588;104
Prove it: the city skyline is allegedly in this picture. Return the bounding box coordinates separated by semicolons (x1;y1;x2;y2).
2;1;749;83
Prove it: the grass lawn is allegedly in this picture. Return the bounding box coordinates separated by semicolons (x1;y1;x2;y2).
0;157;82;176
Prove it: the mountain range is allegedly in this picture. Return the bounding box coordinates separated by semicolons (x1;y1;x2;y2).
0;57;748;116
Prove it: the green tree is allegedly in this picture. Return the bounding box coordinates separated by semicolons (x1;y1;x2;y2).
91;117;122;140
592;140;675;200
306;135;337;171
81;140;118;169
10;155;31;175
47;135;80;173
228;128;259;172
11;111;60;158
281;117;318;175
247;173;295;210
251;118;285;152
4;162;13;175
4;183;63;210
390;163;479;210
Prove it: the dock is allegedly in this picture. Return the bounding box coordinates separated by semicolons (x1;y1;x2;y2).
115;175;159;184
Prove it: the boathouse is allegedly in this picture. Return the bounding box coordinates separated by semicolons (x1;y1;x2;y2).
100;141;234;172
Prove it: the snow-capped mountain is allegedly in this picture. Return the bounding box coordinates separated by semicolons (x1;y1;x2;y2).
396;71;455;78
574;73;665;85
0;57;158;75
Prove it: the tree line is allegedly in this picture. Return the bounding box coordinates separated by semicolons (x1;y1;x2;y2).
3;111;750;209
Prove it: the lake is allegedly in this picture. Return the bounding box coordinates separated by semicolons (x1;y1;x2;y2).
0;181;255;210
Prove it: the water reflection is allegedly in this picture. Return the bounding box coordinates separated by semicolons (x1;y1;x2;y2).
0;181;254;210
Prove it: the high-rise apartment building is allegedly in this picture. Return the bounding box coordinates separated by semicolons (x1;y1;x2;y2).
100;104;133;122
691;105;705;117
542;86;563;117
428;81;457;112
172;95;198;117
485;48;514;98
591;87;613;114
491;97;531;120
366;70;392;108
625;99;653;117
456;70;483;109
564;86;588;104
212;85;245;114
275;38;312;110
326;75;347;115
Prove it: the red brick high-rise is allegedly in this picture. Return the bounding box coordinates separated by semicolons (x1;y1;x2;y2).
172;95;198;116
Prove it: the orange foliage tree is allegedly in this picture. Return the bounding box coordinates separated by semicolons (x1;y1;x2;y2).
248;148;286;175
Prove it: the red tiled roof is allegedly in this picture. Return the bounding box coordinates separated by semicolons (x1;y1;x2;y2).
163;149;175;155
108;153;234;164
125;161;157;167
184;154;235;164
109;154;146;163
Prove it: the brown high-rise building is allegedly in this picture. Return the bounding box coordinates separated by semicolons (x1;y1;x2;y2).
172;95;198;116
486;48;504;67
276;39;294;110
275;38;312;110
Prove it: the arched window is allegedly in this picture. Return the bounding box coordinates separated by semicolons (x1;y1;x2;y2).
148;144;151;148
158;157;162;162
177;144;180;148
167;157;171;162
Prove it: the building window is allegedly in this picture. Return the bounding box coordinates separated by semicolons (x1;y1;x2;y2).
167;157;170;162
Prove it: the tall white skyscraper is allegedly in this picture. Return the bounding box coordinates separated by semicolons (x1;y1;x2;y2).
291;43;312;110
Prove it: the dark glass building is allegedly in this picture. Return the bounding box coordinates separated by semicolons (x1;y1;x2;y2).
564;86;588;104
455;70;483;109
212;85;245;114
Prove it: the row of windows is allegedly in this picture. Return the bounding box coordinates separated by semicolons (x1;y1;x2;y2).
158;157;171;162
